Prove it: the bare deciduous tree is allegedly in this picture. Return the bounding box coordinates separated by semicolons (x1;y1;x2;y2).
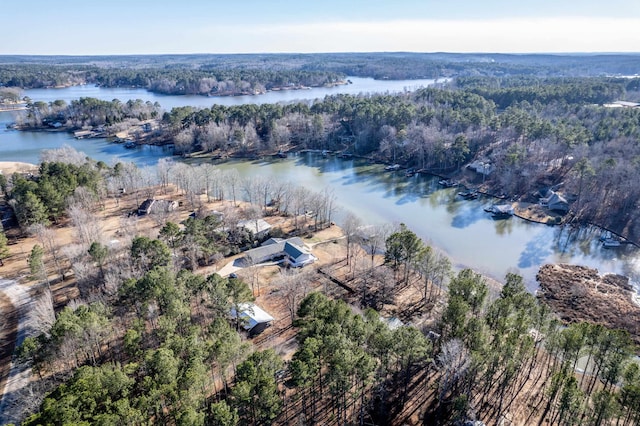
69;186;97;211
138;166;160;200
290;186;310;230
223;169;241;206
39;144;88;166
371;266;395;310
437;339;471;408
200;121;231;153
242;253;261;297
198;163;220;203
28;224;65;280
414;246;452;308
170;162;202;209
4;381;51;426
33;287;56;336
156;157;173;194
342;212;362;267
68;204;102;246
174;126;196;155
103;271;124;296
148;206;177;228
361;223;393;266
118;216;139;245
117;162;144;206
276;268;315;323
271;181;292;215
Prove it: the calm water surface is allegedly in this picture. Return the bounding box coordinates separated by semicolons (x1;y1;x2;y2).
2;76;438;165
1;79;639;289
0;111;169;166
22;77;439;110
215;153;640;290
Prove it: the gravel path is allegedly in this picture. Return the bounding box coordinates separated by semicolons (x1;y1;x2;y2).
0;277;36;425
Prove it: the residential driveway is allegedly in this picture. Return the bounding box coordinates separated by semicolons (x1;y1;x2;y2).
218;257;283;278
217;258;246;277
0;277;36;425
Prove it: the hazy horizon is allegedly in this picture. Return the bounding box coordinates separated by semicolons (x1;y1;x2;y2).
2;51;640;57
4;0;640;56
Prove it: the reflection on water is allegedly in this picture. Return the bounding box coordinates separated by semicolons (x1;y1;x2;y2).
493;217;515;236
518;235;554;269
22;76;440;111
3;76;439;165
2;110;638;290
0;111;170;166
451;204;487;229
9;79;637;288
215;152;640;290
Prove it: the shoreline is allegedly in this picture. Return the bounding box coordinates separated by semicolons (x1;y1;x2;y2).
2;124;638;282
0;161;38;175
537;264;640;347
0;132;629;242
17;79;351;99
0;107;26;113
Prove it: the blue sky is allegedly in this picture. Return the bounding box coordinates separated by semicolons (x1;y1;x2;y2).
3;0;640;55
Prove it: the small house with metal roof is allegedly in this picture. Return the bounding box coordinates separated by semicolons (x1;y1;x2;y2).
242;237;317;267
230;302;275;336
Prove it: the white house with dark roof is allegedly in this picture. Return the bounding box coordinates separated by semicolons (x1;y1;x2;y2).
281;240;317;267
242;237;317;268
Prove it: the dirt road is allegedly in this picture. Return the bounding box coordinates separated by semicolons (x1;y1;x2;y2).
0;277;36;425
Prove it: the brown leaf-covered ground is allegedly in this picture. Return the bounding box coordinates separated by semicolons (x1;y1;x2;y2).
537;263;640;346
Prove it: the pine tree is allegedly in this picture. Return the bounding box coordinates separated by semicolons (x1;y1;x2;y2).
28;244;46;282
0;231;9;266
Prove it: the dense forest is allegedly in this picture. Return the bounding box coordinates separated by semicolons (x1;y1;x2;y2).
13;97;163;133
3;54;640;424
1;151;639;425
159;76;640;243
9;74;640;242
0;63;345;96
2;52;640;95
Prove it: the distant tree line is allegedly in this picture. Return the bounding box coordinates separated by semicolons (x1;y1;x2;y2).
455;76;630;108
157;76;640;242
0;64;89;89
16;97;162;130
0;63;345;96
3;53;640;85
93;68;345;96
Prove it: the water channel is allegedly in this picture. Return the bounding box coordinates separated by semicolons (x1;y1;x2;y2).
215;153;640;290
0;76;439;165
0;78;638;289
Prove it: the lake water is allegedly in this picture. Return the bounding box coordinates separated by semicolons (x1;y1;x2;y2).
21;76;441;110
215;153;640;290
0;111;170;166
1;76;438;166
1;78;639;289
